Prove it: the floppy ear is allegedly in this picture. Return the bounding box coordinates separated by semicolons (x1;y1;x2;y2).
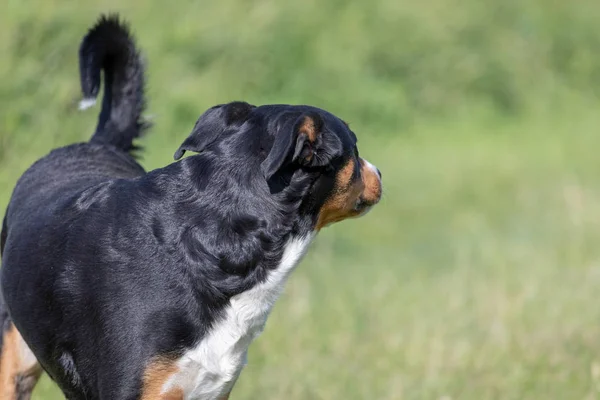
261;113;342;180
174;101;255;160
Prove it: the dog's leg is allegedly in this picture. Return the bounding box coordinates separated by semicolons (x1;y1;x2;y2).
0;322;42;400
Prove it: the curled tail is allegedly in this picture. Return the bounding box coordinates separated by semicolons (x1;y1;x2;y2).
79;14;150;154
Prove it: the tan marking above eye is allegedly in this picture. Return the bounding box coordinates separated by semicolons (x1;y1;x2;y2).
315;159;364;230
298;116;317;143
140;358;183;400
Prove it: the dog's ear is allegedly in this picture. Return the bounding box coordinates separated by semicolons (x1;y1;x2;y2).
261;113;342;180
174;101;255;160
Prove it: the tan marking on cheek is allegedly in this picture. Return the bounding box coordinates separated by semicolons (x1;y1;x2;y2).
219;392;231;400
360;159;382;203
316;159;364;230
140;358;183;400
298;116;317;142
0;324;42;399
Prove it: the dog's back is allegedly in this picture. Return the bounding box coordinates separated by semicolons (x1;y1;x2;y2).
6;14;148;223
0;15;148;399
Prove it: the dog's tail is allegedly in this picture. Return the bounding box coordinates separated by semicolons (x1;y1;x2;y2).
79;14;149;154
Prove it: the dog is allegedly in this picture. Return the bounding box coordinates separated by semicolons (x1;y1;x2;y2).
0;14;382;400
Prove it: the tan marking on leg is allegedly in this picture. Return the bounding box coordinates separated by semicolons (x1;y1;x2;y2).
162;387;184;400
140;358;183;400
0;325;18;399
0;324;42;400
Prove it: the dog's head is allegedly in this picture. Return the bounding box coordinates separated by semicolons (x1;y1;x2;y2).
174;101;382;230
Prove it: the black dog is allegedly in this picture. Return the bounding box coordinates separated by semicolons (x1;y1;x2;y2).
0;15;382;400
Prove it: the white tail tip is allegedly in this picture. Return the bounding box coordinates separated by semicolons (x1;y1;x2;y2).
78;97;97;111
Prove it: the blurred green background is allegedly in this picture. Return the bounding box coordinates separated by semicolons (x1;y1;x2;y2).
2;0;600;398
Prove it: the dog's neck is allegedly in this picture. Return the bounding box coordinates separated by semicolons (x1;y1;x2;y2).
132;156;319;398
177;155;318;233
138;155;317;290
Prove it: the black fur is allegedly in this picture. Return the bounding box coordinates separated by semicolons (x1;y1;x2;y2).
0;285;10;365
0;15;370;400
79;14;149;154
1;213;7;258
0;215;14;397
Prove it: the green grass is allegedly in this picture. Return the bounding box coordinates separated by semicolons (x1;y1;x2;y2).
2;0;600;399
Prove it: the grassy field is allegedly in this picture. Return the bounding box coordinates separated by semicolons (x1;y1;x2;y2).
2;0;600;399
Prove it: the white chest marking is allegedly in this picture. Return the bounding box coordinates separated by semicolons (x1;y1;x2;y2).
162;235;313;399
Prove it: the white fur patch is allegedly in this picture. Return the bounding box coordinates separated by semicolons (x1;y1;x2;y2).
162;234;314;399
78;97;97;110
363;158;379;175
